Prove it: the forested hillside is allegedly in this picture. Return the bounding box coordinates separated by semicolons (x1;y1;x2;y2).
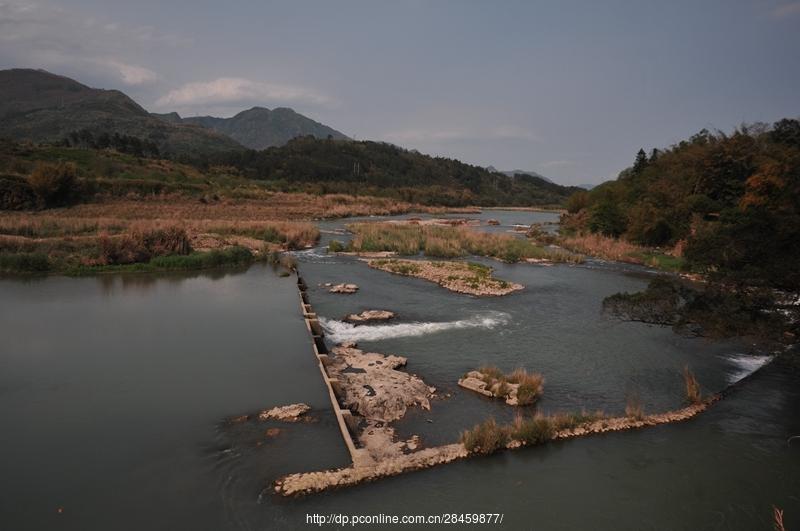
188;136;583;206
563;119;800;290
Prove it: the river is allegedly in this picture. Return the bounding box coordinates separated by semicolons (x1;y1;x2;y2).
0;210;797;530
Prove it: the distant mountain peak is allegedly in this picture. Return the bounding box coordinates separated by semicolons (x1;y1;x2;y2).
182;105;348;150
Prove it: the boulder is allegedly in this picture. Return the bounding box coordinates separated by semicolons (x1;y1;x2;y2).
330;283;359;294
258;403;311;422
345;310;395;323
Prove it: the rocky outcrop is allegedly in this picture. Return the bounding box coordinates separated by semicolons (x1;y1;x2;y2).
458;368;543;406
329;283;359;294
344;310;395;323
328;344;434;422
487;219;501;225
257;403;311;422
367;259;523;297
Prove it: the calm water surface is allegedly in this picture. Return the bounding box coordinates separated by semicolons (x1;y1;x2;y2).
1;211;798;530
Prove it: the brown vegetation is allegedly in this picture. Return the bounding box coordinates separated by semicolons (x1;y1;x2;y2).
460;365;544;405
348;222;582;263
683;366;702;404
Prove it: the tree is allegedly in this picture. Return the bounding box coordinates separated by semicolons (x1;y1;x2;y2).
633;148;648;174
565;190;590;213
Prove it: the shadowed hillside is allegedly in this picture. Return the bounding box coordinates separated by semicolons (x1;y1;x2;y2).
0;69;244;157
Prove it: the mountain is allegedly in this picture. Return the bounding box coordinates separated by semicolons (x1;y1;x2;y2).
178;107;348;150
0;69;243;156
503;169;552;183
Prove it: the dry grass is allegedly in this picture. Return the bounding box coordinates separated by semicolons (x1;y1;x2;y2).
559;232;685;272
350;222;582;263
683;366;702;405
773;506;786;531
560;233;647;263
463;410;608;453
472;365;544;405
460;418;510;454
625;392;645;420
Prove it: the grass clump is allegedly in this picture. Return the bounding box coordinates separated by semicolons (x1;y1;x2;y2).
327;239;346;252
460;418;510;454
99;226;191;265
625;392;645;420
683;366;702;404
510;414;556;445
474;365;544;405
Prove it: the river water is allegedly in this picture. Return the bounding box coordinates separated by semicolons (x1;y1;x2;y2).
1;211;798;530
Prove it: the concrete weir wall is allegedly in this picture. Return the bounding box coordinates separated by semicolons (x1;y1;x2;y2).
296;275;373;467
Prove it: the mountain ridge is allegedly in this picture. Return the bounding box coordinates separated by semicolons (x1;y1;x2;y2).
177;106;349;150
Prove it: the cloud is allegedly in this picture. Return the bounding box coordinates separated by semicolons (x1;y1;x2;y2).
102;60;158;86
384;125;539;144
771;2;800;18
0;1;184;85
156;77;332;109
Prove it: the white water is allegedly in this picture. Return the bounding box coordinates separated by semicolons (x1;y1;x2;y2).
726;354;773;384
319;311;511;343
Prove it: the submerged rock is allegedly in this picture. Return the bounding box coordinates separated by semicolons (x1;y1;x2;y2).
344;310;395;323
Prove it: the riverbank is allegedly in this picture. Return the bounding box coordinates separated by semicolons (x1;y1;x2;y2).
0;194;479;275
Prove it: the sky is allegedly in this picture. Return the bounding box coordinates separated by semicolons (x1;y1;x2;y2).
1;1;798;185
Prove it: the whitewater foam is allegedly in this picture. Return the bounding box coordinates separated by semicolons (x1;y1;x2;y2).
319;312;511;343
726;354;772;384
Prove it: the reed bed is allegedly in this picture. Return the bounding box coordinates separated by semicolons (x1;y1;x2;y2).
347;222;582;263
559;232;684;271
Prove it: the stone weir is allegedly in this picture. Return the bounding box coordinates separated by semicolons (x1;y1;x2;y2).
295;275;372;467
278;273;771;497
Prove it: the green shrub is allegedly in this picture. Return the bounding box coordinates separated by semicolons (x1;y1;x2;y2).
0;252;51;273
328;239;345;252
510;415;556;445
149;246;253;270
0;175;36;210
27;162;80;208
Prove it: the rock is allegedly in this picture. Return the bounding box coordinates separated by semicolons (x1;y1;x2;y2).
265;428;282;438
487;219;501;225
457;376;494;398
328;345;432;422
228;414;249;424
405;435;421;451
258;403;311;422
345;310;395;323
330;283;359;294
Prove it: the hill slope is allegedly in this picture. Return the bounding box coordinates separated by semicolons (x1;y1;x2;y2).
564;119;800;289
0;69;244;157
180;107;348;149
196;136;583;206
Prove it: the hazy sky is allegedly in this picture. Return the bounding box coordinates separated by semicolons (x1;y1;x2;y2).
1;1;798;184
